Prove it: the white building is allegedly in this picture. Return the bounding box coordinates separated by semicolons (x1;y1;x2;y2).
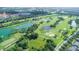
71;20;77;28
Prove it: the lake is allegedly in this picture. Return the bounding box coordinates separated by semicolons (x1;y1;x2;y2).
0;22;33;39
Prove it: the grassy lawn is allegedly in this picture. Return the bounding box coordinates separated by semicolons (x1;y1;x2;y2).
28;39;46;50
0;33;23;50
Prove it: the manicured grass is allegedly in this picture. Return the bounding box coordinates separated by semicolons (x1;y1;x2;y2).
0;33;23;50
28;39;46;50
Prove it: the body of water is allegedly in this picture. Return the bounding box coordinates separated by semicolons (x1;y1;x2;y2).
0;22;33;39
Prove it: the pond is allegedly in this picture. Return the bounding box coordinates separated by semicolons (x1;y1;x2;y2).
42;26;52;31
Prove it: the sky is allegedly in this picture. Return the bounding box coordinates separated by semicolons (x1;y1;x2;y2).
0;0;79;7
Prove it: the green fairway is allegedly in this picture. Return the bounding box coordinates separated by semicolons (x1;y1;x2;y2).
0;33;23;50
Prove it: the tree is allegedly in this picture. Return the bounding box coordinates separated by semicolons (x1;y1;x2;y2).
68;20;72;24
16;39;27;49
67;40;72;44
27;24;38;33
58;17;64;21
60;46;66;51
40;21;43;24
62;30;68;35
0;37;3;42
50;24;56;28
44;40;56;51
27;32;38;40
